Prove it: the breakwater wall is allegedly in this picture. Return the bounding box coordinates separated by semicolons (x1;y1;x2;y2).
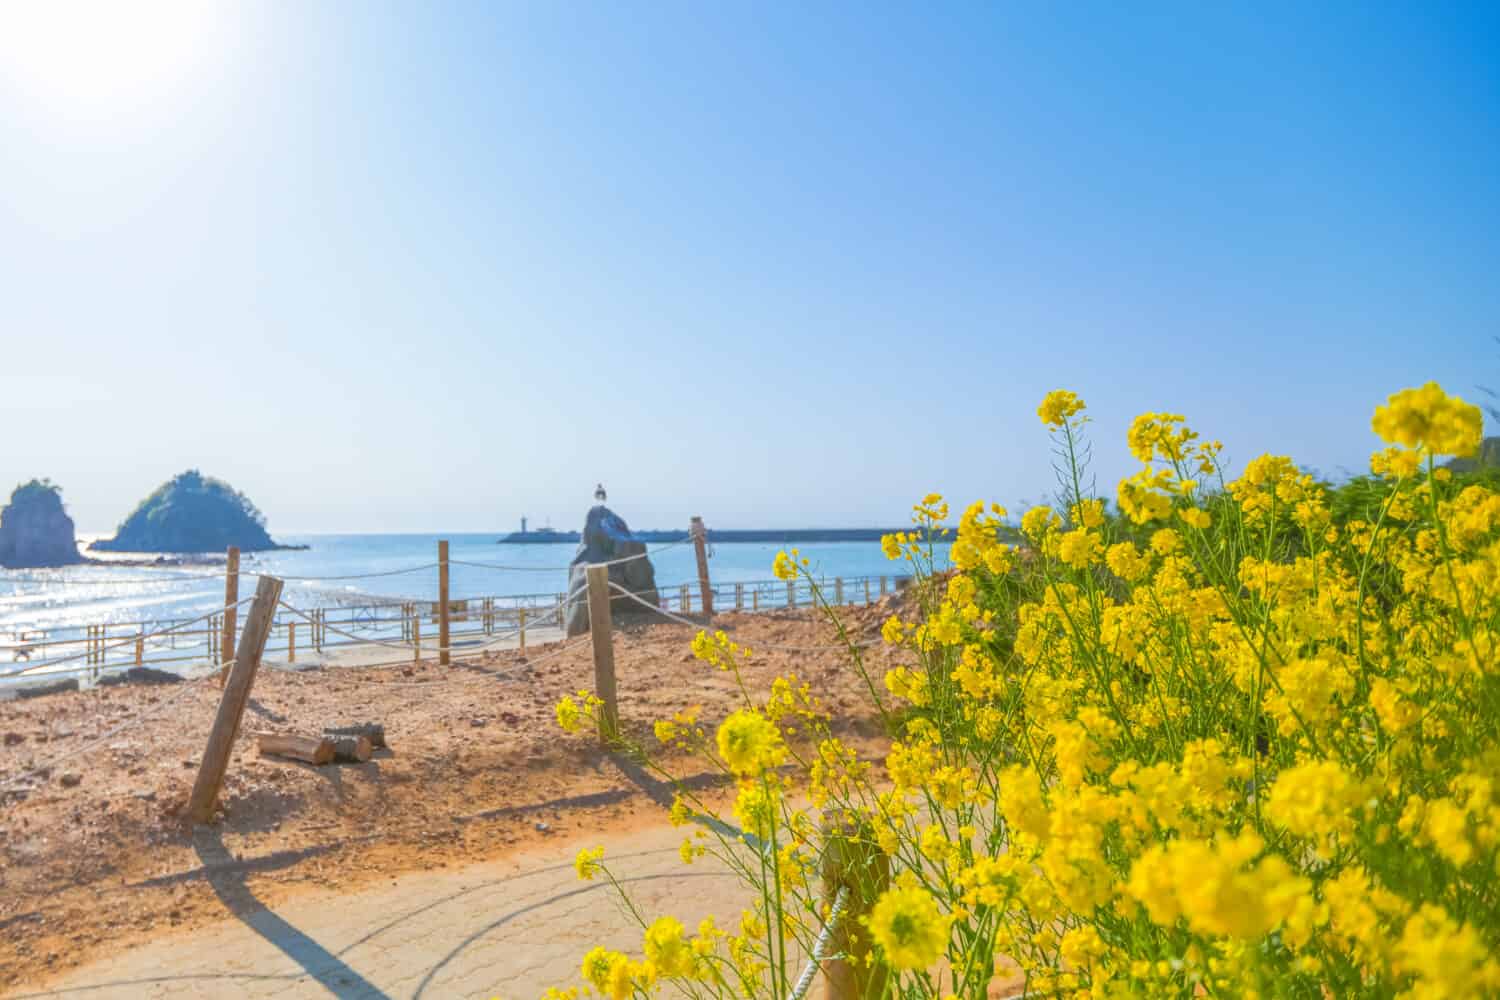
498;527;946;545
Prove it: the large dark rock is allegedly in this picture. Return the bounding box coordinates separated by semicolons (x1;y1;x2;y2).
0;480;82;568
92;469;284;554
563;505;660;637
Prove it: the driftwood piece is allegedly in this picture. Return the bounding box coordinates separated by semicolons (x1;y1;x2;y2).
323;723;386;749
329;735;374;763
257;733;334;766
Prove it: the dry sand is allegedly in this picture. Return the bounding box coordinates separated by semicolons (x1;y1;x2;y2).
0;601;906;994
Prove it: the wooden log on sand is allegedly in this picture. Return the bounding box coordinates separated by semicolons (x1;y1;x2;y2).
329;735;374;763
323;723;386;749
257;733;334;765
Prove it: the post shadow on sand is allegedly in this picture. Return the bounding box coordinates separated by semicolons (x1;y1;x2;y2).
191;826;392;1000
604;750;763;850
410;870;732;999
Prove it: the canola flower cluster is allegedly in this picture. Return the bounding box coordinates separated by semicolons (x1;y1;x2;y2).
549;383;1499;999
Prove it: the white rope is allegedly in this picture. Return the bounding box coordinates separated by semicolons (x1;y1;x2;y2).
275;563;438;581
276;584;586;656
0;661;229;793
785;885;850;1000
605;582;879;652
449;559;577;572
1;596;258;679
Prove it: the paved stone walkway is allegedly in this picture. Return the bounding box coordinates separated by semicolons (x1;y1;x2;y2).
9;825;747;1000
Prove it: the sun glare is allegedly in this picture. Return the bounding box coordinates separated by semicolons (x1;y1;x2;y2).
0;1;224;114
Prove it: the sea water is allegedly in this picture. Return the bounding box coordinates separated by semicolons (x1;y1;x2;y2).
1;534;950;683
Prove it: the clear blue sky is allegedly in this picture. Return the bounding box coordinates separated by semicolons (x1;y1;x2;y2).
1;2;1496;535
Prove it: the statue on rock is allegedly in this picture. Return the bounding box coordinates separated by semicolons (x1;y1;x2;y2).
563;491;660;637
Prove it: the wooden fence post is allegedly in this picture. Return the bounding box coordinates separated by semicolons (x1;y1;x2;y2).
690;516;713;618
735;582;743;611
680;583;690;615
219;546;239;686
835;577;844;606
189;575;283;824
438;540;451;667
518;608;527;652
287;621;296;664
413;615;421;664
585;564;619;744
864;578;871;605
135;632;144;667
787;580;795;608
880;575;888;597
822;811;890;1000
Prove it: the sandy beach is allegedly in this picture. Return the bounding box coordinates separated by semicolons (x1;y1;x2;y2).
0;600;904;995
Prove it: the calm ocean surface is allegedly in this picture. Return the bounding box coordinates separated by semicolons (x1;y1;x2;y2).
1;534;950;678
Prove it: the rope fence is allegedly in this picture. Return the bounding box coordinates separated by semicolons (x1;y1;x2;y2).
607;582;881;653
787;885;849;1000
0;596;258;682
0;658;232;793
2;563;904;689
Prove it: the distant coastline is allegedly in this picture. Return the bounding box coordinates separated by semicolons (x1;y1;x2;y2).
498;527;948;545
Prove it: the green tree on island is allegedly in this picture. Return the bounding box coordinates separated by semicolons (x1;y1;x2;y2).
94;469;283;553
0;478;83;567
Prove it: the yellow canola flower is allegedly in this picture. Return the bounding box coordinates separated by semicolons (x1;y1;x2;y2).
1392;903;1500;998
1126;832;1308;940
1117;468;1175;524
732;780;779;840
1264;760;1370;846
554;695;582;733
881;532;903;560
1057;528;1102;569
1105;541;1150;582
1020;506;1060;539
580;947;623;994
1371;445;1424;479
643;916;694;978
1372;382;1483;457
556;383;1500;999
1128;411;1197;463
866;883;950;970
1038;389;1086;428
574;845;605;881
1070;498;1105;528
556;690;600;734
715;709;785;776
772;549;798;580
1180;506;1212;529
